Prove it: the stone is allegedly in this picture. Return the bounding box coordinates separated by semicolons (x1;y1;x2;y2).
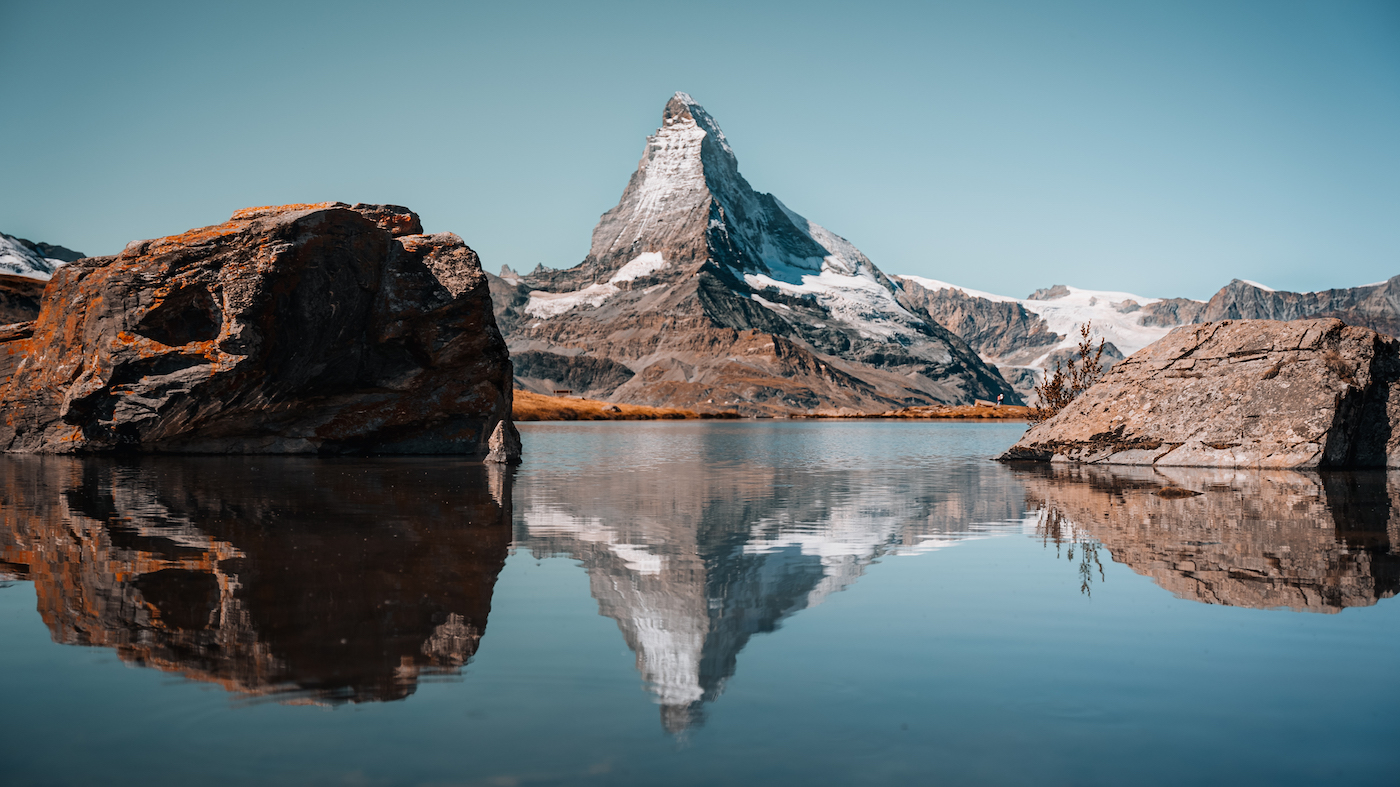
485;419;522;464
999;318;1400;468
0;202;517;456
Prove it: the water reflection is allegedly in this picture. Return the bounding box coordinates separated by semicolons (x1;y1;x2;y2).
0;457;513;703
1013;464;1400;612
511;449;1028;734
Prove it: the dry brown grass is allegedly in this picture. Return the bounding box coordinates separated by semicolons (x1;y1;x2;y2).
512;389;701;421
800;404;1035;420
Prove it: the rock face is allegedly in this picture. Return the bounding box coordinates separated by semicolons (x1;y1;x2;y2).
0;274;46;324
0;231;84;279
1200;277;1400;338
0;202;519;458
1000;318;1400;468
1015;463;1400;612
489;93;1018;415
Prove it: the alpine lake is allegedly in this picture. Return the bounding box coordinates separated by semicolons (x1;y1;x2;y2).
1;420;1397;786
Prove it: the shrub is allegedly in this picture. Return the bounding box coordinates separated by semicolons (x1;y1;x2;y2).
1029;321;1106;425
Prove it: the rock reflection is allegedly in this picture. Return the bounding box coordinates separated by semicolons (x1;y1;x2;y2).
1014;464;1400;611
0;457;512;703
513;458;1027;734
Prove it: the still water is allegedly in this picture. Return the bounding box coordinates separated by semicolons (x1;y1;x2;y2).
1;421;1397;786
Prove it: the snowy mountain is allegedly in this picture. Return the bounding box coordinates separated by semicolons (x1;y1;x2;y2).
895;274;1400;399
489;92;1019;413
896;277;1201;395
0;232;84;279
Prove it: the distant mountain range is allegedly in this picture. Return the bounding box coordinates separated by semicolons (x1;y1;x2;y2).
488;93;1019;414
0;232;83;279
900;275;1400;397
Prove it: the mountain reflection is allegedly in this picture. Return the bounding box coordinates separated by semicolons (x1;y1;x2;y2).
512;456;1027;734
0;457;513;703
1013;464;1400;612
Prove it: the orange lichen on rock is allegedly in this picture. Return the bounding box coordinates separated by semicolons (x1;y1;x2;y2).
230;202;343;220
0;202;516;457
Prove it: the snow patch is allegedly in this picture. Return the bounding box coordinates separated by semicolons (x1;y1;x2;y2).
1239;279;1275;292
609;252;669;283
524;282;620;318
1017;285;1172;357
897;275;1017;303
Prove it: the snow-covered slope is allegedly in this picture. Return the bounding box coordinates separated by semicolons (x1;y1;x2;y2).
895;276;1207;397
896;273;1400;401
490;93;1019;413
0;232;82;279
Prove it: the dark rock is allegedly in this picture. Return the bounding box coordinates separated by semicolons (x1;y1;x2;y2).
1000;318;1400;468
0;274;46;324
0;202;518;458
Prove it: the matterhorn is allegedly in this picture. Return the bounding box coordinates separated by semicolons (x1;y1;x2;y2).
489;92;1018;414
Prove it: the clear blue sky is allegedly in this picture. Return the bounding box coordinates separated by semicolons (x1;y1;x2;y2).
3;0;1396;300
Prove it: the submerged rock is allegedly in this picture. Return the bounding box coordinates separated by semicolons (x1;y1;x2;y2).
999;318;1400;468
0;202;518;458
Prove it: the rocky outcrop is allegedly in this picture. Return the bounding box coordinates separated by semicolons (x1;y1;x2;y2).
0;231;83;279
1201;277;1400;338
1015;463;1400;612
0;456;513;703
0;202;519;458
490;93;1018;415
1000;318;1400;468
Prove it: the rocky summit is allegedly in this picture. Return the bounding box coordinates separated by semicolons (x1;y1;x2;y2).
489;92;1017;415
999;318;1400;468
0;202;519;459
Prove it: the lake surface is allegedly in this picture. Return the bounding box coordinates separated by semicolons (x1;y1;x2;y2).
1;420;1398;786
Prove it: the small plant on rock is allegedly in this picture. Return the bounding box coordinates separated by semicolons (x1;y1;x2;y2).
1029;321;1107;425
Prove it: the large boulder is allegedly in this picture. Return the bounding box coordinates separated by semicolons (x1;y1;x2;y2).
0;202;519;458
999;318;1400;468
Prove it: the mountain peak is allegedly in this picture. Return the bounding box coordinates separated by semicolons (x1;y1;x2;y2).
660;91;734;160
